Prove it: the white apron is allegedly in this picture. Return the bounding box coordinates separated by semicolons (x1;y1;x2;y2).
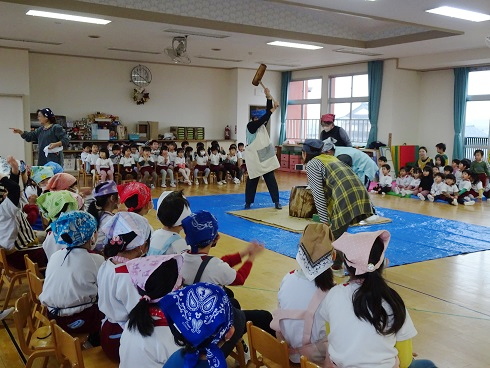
245;125;280;179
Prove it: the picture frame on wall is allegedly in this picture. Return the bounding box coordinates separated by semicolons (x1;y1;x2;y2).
249;105;266;121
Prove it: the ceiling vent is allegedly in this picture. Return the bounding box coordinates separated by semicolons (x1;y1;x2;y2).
333;48;382;56
164;28;229;39
195;56;242;62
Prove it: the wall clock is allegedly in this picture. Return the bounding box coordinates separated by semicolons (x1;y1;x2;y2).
131;64;152;87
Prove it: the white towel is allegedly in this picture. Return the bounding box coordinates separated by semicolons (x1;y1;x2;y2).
43;145;63;157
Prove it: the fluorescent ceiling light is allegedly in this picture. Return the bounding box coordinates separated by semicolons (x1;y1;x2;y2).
26;10;111;25
426;6;490;22
267;41;323;50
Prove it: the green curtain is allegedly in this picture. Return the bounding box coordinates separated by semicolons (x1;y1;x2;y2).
366;60;384;147
278;71;291;145
453;67;469;159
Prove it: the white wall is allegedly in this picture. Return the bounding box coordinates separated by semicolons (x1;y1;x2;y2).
0;48;31;162
29;54;235;141
418;70;454;160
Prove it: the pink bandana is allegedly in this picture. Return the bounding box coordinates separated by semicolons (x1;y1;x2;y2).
332;230;390;275
45;173;77;191
125;255;183;303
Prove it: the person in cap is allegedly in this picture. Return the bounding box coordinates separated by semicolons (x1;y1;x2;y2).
97;211;153;361
44;161;63;175
87;181;120;252
37;190;82;260
322;137;379;189
11;108;69;166
271;223;336;365
244;87;282;210
30;165;54;191
302;139;374;272
148;190;191;256
0;156;47;270
118;181;153;215
319;113;352;147
319;230;436;368
39;211;103;339
181;210;274;357
119;255;183;368
161;282;235;368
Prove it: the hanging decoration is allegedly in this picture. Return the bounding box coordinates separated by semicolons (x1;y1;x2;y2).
132;87;150;105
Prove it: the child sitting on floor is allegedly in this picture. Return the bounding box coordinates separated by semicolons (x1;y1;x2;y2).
427;172;446;202
457;169;475;206
401;167;421;197
416;166;434;200
371;164;392;195
440;173;459;206
148;191;191;256
393;166;411;195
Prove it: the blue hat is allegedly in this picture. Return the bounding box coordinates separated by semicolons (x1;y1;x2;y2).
302;139;324;154
37;108;55;119
44;161;63;174
31;165;54;184
52;211;97;248
181;211;218;252
160;282;233;368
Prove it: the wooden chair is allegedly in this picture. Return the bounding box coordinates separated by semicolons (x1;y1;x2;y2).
229;339;246;368
0;248;26;310
300;355;321;368
50;320;118;368
25;270;50;328
13;293;54;368
24;254;45;279
77;159;89;187
246;321;290;368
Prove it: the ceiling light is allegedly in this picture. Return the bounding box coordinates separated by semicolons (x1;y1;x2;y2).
26;10;111;25
426;6;490;22
267;41;323;50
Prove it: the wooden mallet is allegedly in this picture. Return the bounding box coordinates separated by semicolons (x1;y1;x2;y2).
252;64;278;105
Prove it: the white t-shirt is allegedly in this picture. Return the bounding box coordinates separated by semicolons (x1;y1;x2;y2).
130;152;140;162
395;175;411;187
237;150;245;161
407;177;420;189
120;156;135;167
319;282;417;368
471;181;483;192
81;151;90;162
277;270;328;363
430;181;446;196
195;155;209;166
119;322;179;368
454;170;462;186
181;253;236;286
168;151;177;164
174;156;186;168
148;229;189;256
157;155;171;166
226;154;238;164
40;248;104;316
96;158;113;169
97;260;141;326
209;152;221;165
87;153;100;165
0;197;19;251
94;212;114;252
379;174;393;187
460;180;471;192
445;184;459;195
138;156;154;167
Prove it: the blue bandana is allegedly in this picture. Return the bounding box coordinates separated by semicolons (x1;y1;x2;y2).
52;211;97;248
44;161;63;174
37;108;55;119
31;166;54;184
181;211;218;252
160;283;233;368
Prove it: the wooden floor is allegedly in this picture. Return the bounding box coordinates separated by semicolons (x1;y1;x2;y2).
1;171;489;367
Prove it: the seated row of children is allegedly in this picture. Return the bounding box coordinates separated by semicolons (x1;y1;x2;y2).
81;140;247;188
1;154;437;367
372;149;489;206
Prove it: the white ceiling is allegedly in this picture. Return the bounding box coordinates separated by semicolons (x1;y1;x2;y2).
1;0;490;71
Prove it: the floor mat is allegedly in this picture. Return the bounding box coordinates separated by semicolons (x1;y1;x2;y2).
153;191;490;267
227;207;391;233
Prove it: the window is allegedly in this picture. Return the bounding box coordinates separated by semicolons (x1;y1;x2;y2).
328;74;370;146
464;70;490;159
285;79;322;141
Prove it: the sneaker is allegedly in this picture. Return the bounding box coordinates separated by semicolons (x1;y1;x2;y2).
394;187;400;195
221;180;227;184
381;192;386;196
464;200;475;206
0;307;14;320
275;202;282;210
428;194;434;202
452;198;458;206
160;183;166;188
233;177;240;184
217;180;224;186
203;177;208;185
370;189;377;193
244;203;251;209
150;184;155;189
364;214;380;223
417;193;425;201
170;182;176;188
194;180;199;185
186;180;192;186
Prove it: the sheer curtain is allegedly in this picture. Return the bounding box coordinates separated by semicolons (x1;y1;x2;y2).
453;67;469;159
366;60;384;147
278;71;291;145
